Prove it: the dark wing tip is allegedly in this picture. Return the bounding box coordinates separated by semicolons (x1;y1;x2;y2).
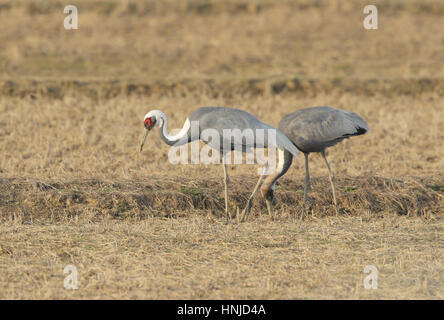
340;126;369;139
355;126;368;135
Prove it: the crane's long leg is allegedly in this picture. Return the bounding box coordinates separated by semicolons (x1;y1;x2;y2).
265;195;273;218
222;154;231;223
239;164;269;222
301;153;310;220
321;150;339;215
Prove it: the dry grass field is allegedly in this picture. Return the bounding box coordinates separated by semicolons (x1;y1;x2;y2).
0;0;443;299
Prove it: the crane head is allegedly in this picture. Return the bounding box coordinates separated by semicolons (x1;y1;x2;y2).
139;113;157;152
144;116;156;130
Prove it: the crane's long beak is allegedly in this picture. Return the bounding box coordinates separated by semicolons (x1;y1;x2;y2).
139;128;149;153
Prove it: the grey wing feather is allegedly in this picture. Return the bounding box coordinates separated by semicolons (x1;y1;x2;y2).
278;106;369;153
189;106;299;157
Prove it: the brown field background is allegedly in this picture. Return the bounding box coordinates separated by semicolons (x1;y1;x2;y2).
0;0;443;299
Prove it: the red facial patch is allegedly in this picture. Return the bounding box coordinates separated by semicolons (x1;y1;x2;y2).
144;117;153;127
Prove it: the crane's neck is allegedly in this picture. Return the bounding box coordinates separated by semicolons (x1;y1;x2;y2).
260;148;293;203
157;114;191;146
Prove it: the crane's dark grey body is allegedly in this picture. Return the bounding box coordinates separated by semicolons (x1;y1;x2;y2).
188;106;269;133
278;107;369;153
186;107;293;152
278;106;369;218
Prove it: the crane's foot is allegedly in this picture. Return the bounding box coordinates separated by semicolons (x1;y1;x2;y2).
266;200;274;221
239;199;253;222
225;210;232;224
332;198;339;216
300;204;314;220
334;206;339;216
333;205;346;216
300;207;306;221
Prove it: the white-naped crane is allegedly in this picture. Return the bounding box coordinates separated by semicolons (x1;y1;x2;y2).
278;106;370;219
139;106;299;222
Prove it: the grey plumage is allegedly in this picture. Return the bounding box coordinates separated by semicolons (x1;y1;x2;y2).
278;106;370;219
188;107;300;154
140;106;299;222
278;106;369;153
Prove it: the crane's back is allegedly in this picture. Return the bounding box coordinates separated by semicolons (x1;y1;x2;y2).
187;107;299;157
189;107;267;133
278;106;369;153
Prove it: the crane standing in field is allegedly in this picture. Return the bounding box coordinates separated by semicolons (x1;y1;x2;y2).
139;106;299;222
278;106;370;219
